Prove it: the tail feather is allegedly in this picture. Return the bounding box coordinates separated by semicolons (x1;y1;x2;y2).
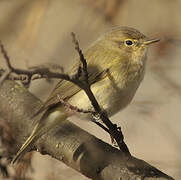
12;108;68;164
11;124;40;164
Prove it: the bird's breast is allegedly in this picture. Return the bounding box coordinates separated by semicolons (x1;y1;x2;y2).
68;62;145;119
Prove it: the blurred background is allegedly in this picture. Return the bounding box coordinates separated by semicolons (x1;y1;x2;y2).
0;0;181;179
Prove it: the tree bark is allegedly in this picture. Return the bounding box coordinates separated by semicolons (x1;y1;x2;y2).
0;80;174;180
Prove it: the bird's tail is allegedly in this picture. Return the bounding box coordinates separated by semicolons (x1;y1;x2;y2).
11;123;40;164
11;108;68;164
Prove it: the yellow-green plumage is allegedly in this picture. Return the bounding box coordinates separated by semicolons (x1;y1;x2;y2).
12;26;159;163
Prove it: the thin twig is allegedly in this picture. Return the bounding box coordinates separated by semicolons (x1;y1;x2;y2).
71;32;89;83
57;94;95;114
0;42;73;86
0;41;12;70
56;94;110;134
71;33;130;155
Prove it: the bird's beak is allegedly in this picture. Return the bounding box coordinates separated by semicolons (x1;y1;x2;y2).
144;38;160;45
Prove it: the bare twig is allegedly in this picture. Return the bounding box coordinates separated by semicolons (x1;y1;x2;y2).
57;94;110;134
71;32;89;83
0;41;12;70
0;41;72;86
71;33;130;155
57;94;95;114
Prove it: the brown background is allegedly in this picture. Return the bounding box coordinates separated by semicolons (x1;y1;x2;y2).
0;0;180;179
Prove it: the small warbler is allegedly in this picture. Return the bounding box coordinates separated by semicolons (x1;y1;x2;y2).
12;26;159;163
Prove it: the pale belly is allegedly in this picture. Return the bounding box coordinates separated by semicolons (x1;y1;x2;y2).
67;73;143;119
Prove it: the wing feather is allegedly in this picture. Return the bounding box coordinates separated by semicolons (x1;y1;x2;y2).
33;48;110;116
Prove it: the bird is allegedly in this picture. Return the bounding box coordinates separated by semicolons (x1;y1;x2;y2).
12;26;159;163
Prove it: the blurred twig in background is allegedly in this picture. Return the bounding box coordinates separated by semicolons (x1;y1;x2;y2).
80;0;124;23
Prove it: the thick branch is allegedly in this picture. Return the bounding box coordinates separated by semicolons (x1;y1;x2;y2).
0;80;174;180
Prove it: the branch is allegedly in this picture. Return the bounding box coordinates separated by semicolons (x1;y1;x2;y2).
0;80;174;180
71;33;130;154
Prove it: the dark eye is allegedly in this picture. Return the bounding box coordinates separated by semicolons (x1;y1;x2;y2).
125;40;133;46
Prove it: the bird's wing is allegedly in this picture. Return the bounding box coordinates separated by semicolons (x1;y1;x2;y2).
33;40;113;117
33;63;108;117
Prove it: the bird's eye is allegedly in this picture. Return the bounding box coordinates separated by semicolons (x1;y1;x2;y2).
125;40;133;46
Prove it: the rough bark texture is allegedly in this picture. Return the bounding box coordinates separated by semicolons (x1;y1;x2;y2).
0;80;174;180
